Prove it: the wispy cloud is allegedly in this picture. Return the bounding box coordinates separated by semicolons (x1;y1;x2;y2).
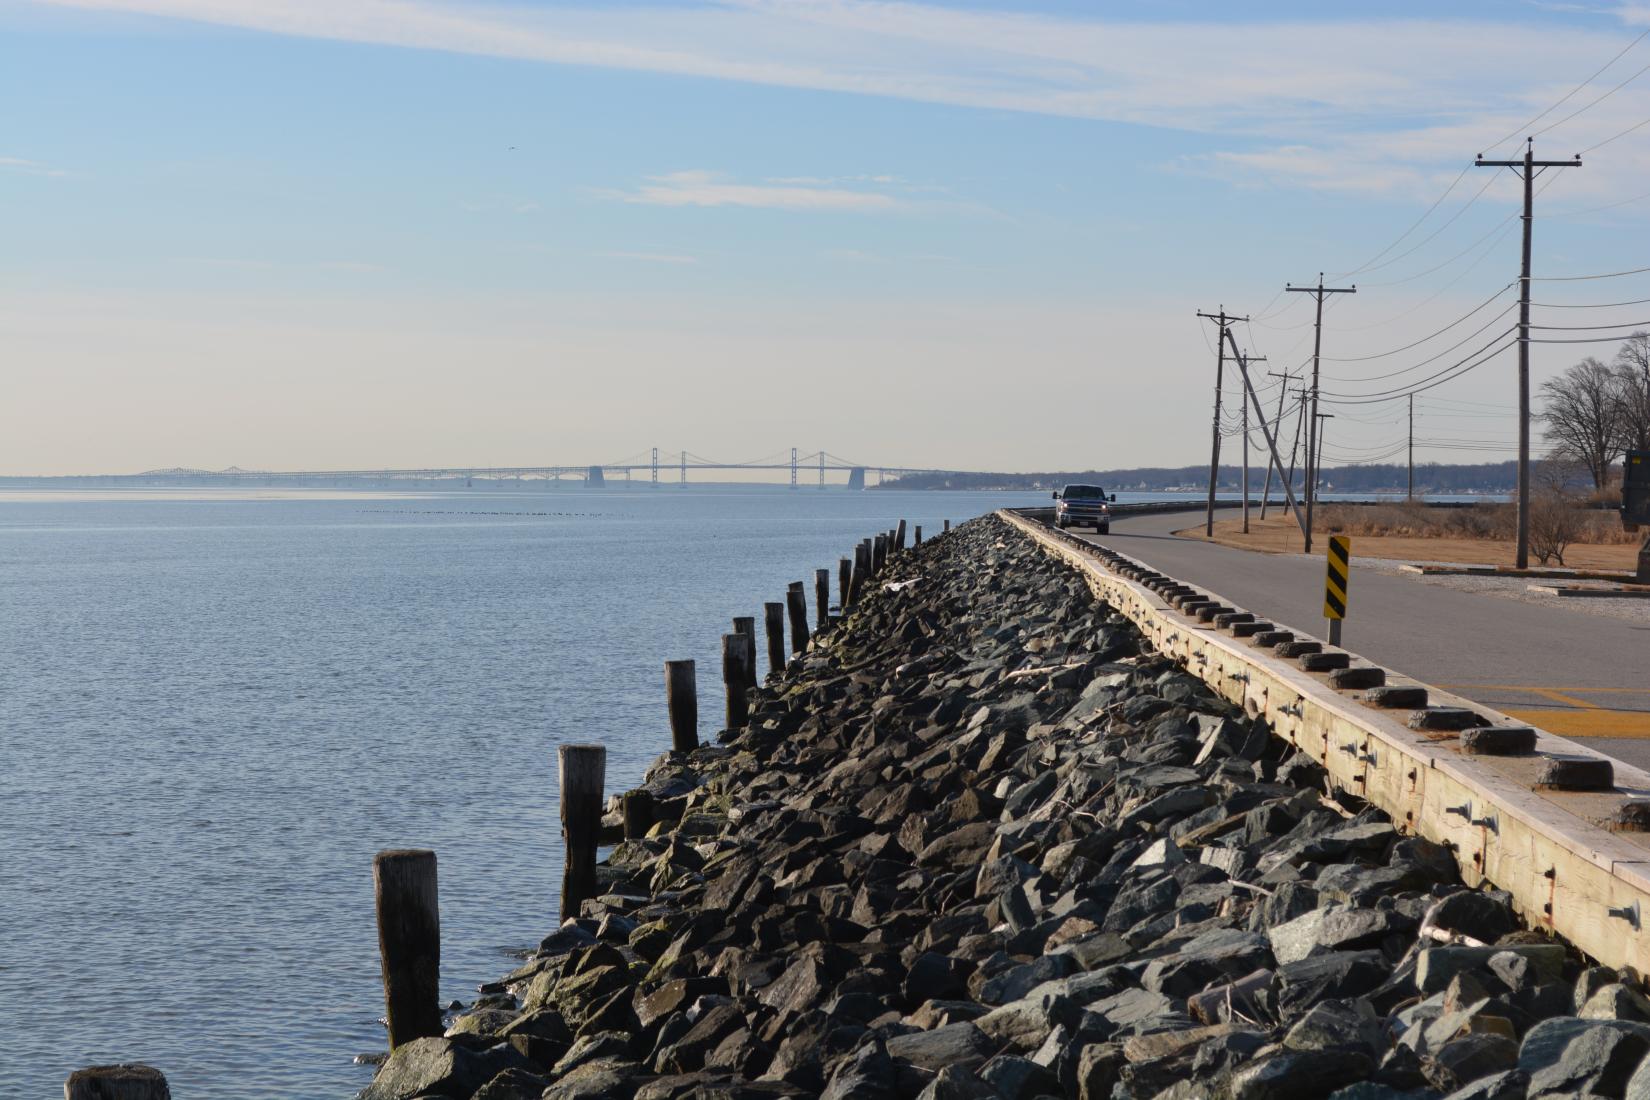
611;170;899;211
596;250;699;264
1;155;70;178
31;0;1650;197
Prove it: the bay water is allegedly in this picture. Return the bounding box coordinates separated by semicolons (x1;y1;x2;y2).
2;486;1059;1099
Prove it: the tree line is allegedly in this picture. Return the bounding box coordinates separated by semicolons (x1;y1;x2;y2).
1540;331;1650;490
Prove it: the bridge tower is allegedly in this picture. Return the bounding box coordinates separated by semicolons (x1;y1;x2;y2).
818;452;825;489
680;451;687;488
847;467;866;491
790;448;798;490
651;447;659;487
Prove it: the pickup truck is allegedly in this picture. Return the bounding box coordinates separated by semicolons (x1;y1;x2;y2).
1052;484;1116;533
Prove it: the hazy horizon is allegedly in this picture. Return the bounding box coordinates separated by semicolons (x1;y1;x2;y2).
7;1;1650;475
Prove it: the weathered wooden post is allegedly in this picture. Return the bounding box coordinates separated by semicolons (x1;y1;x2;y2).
65;1066;171;1100
914;525;923;545
623;789;655;840
664;659;697;753
873;533;887;572
732;616;757;689
721;632;751;728
838;558;852;612
373;849;442;1048
851;543;871;605
763;601;787;677
815;568;831;628
786;583;811;655
944;519;951;533
895;519;907;550
558;744;606;921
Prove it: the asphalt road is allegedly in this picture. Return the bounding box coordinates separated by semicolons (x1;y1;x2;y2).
1071;510;1650;769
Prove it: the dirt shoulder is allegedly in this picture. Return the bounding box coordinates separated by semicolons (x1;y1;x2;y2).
1176;513;1641;571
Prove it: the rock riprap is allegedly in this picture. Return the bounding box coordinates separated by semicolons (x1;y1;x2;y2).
364;515;1641;1100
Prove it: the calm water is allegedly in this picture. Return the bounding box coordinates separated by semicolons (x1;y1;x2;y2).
1;486;1061;1099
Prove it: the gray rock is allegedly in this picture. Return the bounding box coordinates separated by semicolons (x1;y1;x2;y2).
1520;1017;1650;1097
362;1037;529;1100
1579;983;1650;1024
914;1064;998;1100
1230;1050;1376;1099
974;989;1075;1050
1417;946;1566;995
978;1053;1061;1099
540;1058;642;1100
1427;1034;1519;1093
820;1040;896;1100
1575;966;1619;1013
885;1022;992;1072
1439;1070;1528;1100
1284;999;1381;1055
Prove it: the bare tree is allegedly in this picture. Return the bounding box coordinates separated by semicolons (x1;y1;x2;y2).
1540;356;1627;490
1614;331;1650;453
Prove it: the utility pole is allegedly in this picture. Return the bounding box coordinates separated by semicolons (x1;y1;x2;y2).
1476;138;1581;569
1314;413;1336;503
1286;274;1356;553
1287;389;1306;512
1408;395;1415;502
1223;326;1306;538
1239;349;1267;534
1260;369;1297;519
1197;308;1245;537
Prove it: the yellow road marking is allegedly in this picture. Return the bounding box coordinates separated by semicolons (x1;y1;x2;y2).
1438;684;1650;695
1527;688;1603;710
1501;708;1650;739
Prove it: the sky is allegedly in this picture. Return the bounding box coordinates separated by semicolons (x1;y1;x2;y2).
6;1;1650;476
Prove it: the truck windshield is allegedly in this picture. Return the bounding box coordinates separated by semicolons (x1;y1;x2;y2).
1063;485;1106;499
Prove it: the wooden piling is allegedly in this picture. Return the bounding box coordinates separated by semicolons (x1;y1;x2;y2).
785;584;811;655
764;601;787;677
944;519;950;533
873;533;887;572
914;525;922;545
558;744;605;921
721;632;752;728
838;558;852;612
732;617;757;689
65;1065;171;1100
815;568;831;628
851;543;871;604
895;519;907;551
372;849;442;1048
622;789;655;839
664;659;697;753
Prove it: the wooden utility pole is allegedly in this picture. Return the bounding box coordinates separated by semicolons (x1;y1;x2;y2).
1286;274;1356;553
1315;413;1336;502
1238;350;1266;534
1260;370;1297;519
1197;309;1244;536
1222;327;1305;537
1475;138;1580;569
1408;394;1415;502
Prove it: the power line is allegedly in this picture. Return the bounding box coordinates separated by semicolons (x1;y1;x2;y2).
1321;307;1518;384
1320;284;1516;363
1532;264;1650;281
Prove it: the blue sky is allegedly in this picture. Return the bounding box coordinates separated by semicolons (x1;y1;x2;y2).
5;0;1650;474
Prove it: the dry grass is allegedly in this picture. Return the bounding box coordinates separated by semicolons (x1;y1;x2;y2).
1177;510;1643;571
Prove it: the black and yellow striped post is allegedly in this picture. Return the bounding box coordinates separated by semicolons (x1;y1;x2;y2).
1324;535;1350;645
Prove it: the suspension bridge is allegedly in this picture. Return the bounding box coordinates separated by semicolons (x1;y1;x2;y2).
121;449;974;489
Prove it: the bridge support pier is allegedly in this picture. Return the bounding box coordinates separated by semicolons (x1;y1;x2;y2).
847;467;866;491
585;466;605;488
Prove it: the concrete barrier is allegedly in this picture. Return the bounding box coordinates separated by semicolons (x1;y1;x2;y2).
1001;507;1650;976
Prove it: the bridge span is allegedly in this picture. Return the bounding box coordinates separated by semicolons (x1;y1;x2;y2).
113;449;974;489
